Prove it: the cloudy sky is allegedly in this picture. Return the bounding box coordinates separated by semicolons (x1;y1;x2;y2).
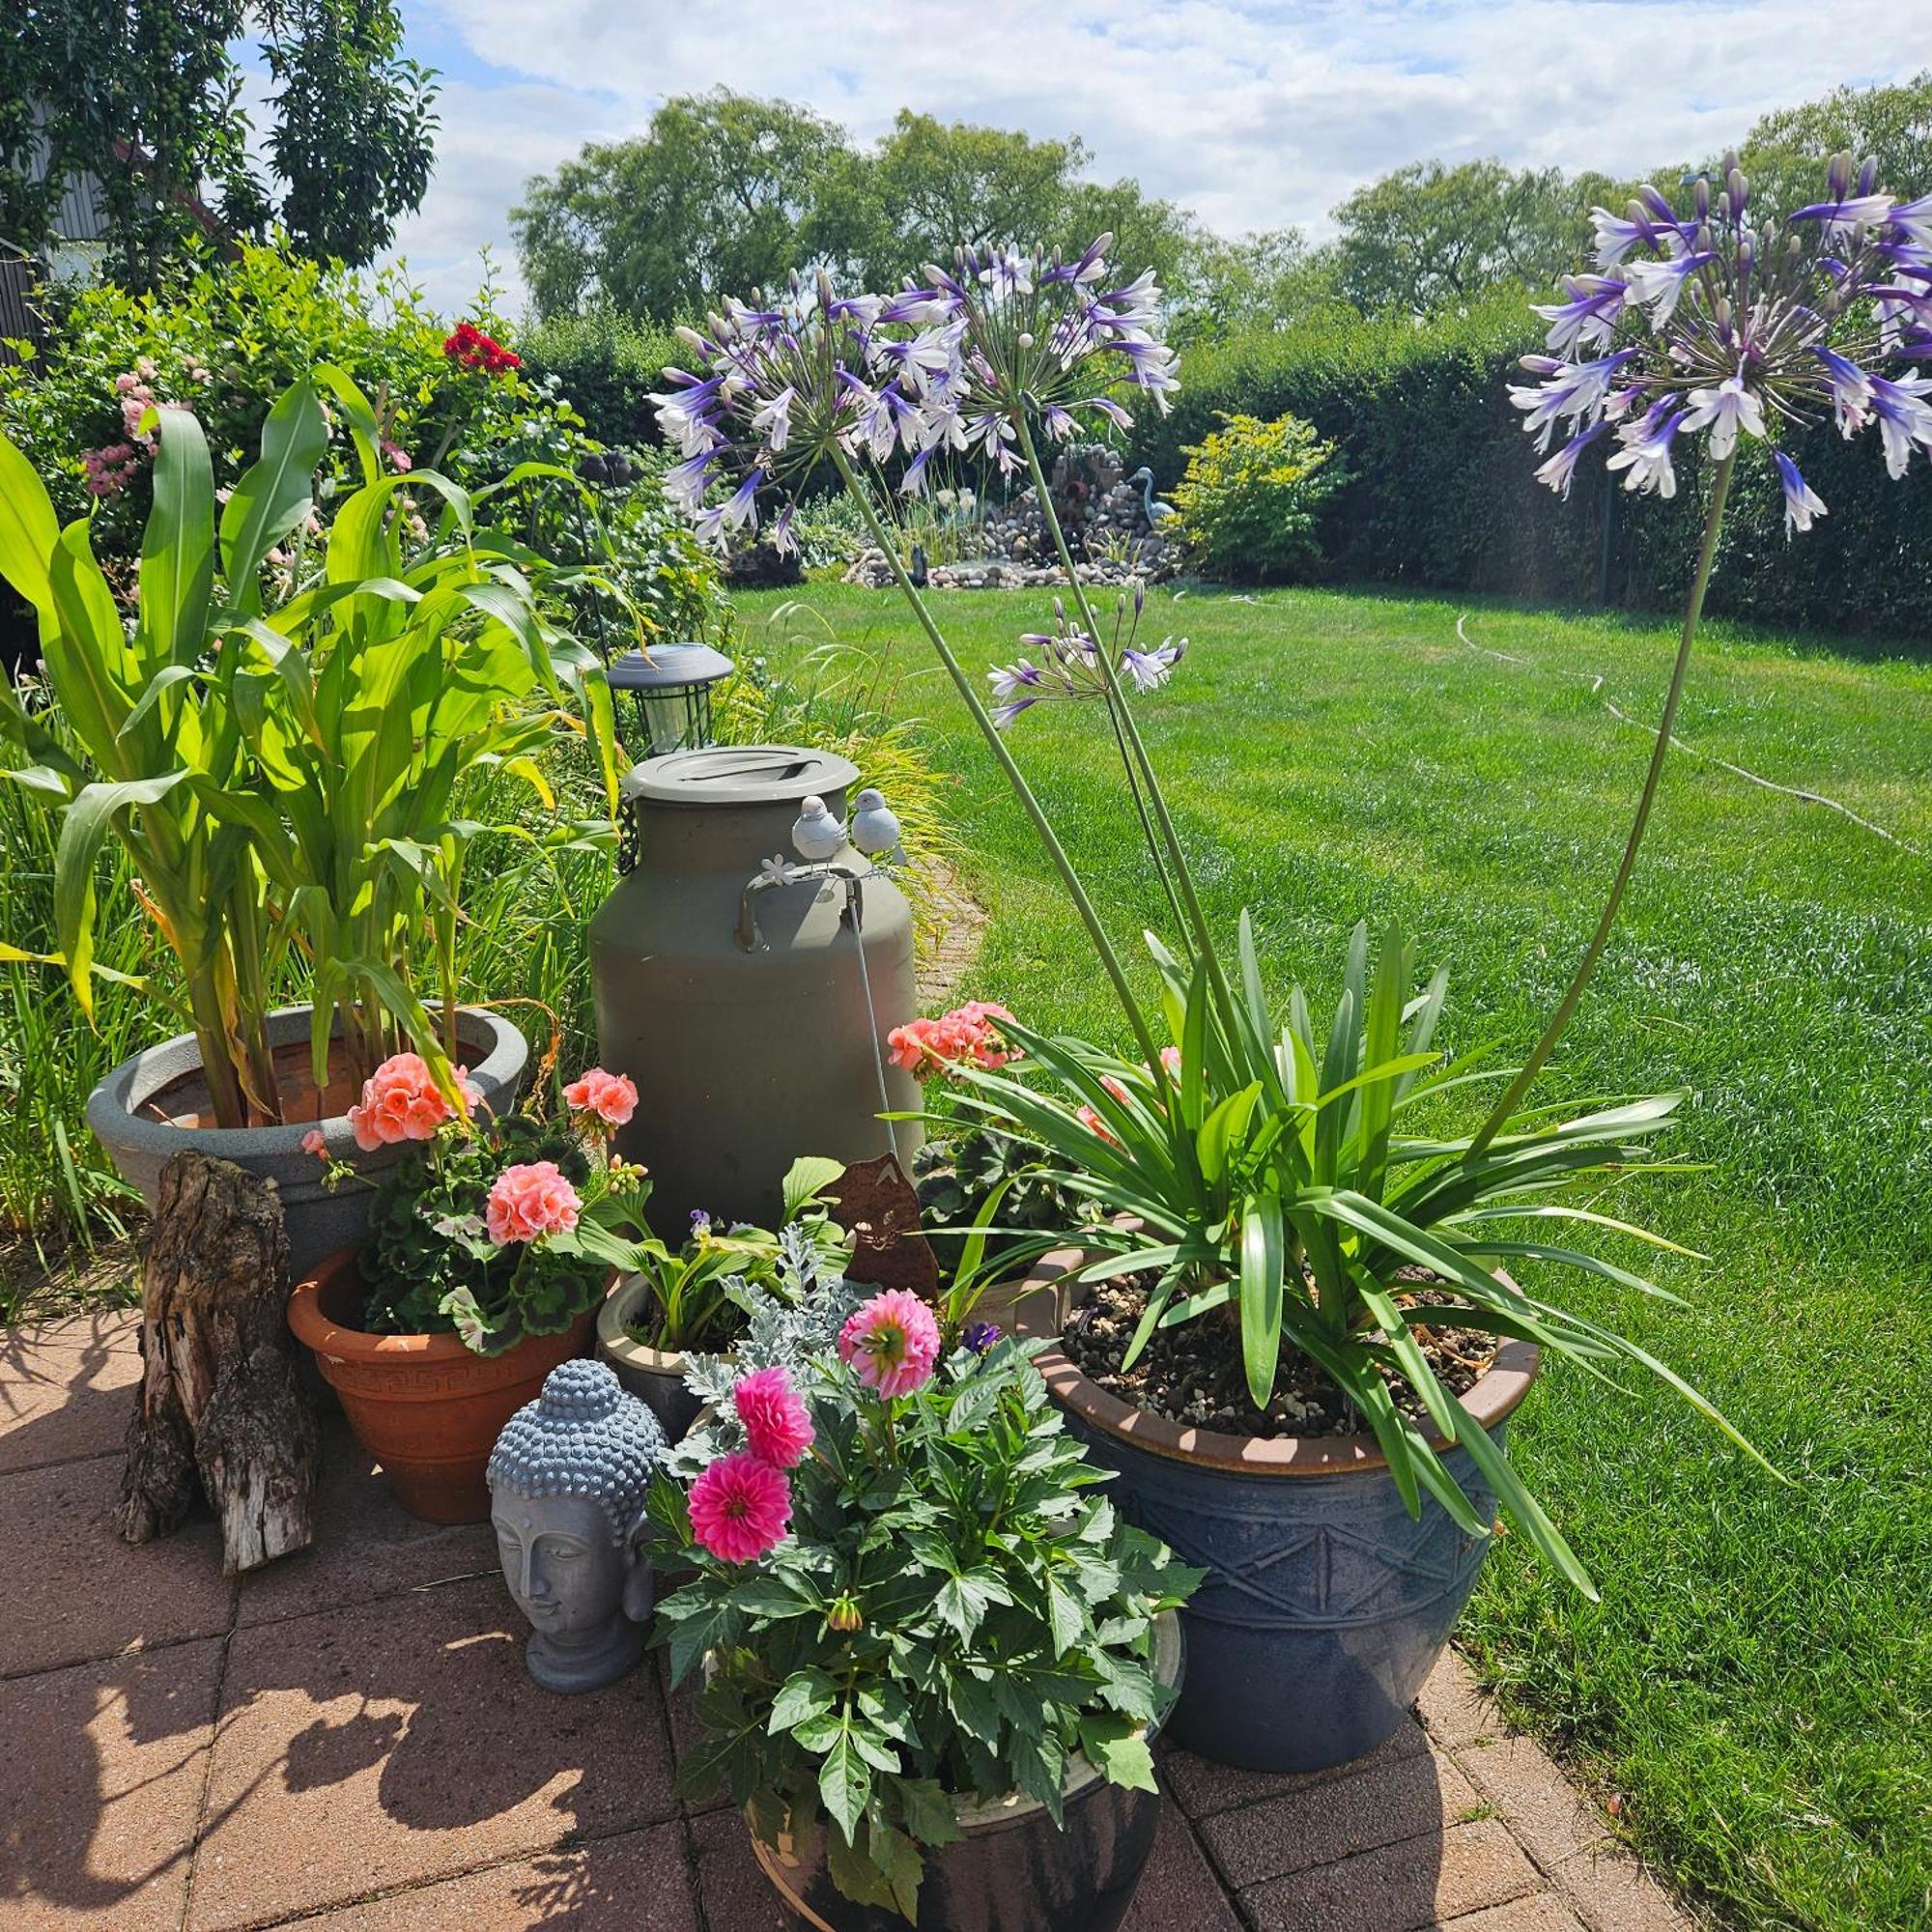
385;0;1932;313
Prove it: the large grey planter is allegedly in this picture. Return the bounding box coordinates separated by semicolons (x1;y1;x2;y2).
596;1272;707;1442
87;1006;528;1278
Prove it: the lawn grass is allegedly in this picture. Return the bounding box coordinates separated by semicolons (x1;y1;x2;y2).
736;580;1932;1932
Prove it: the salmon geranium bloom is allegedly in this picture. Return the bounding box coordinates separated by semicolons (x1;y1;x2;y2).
345;1053;483;1152
885;1001;1017;1081
485;1160;582;1246
563;1066;639;1129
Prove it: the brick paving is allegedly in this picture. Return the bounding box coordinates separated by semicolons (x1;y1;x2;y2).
1;1310;1696;1931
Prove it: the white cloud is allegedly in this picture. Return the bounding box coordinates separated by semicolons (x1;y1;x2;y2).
387;0;1932;313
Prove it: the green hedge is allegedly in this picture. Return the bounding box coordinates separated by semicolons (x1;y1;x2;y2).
1133;297;1932;641
520;311;681;449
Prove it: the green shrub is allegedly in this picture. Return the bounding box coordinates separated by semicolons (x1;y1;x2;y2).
1169;411;1343;582
0;244;729;656
519;310;682;448
1132;297;1932;639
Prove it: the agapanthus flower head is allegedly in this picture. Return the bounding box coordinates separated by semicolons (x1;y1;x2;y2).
838;1290;942;1400
657;237;1179;543
1516;150;1932;522
688;1450;792;1563
987;597;1185;726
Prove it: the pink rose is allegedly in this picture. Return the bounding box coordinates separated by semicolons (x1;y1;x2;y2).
688;1451;792;1563
733;1367;813;1470
838;1289;942;1401
485;1160;582;1246
562;1066;639;1129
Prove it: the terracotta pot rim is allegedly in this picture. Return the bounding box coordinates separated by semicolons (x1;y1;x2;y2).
288;1245;611;1366
1011;1246;1540;1477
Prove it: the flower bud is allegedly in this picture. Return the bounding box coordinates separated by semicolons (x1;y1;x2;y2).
827;1595;864;1634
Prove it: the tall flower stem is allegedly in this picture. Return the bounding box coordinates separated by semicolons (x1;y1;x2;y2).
1468;451;1737;1157
1012;417;1235;1012
828;443;1162;1071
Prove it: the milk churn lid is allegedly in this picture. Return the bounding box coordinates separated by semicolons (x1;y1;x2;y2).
619;744;861;808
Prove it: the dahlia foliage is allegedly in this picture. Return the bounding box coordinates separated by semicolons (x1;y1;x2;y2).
1517;151;1932;526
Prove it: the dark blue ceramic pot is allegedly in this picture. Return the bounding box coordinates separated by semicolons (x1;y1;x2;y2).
1016;1256;1539;1775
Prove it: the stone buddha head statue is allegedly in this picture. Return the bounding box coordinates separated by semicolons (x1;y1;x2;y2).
487;1358;668;1692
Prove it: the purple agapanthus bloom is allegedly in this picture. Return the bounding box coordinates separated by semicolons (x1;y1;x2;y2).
1516;148;1932;521
986;598;1185;728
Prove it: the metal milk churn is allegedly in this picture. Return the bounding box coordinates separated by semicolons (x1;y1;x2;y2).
589;745;923;1237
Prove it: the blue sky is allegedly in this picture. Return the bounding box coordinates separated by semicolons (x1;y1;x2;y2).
384;0;1932;313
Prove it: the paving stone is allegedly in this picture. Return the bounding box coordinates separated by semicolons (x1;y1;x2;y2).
270;1820;698;1928
690;1807;788;1931
1161;1713;1434;1820
0;1455;235;1677
1453;1734;1609;1869
1242;1818;1540;1932
1431;1894;1588;1931
1554;1840;1694;1932
1202;1746;1483;1888
0;1315;144;1475
1417;1653;1505;1751
1122;1805;1242;1931
188;1577;676;1930
236;1418;496;1628
0;1635;223;1929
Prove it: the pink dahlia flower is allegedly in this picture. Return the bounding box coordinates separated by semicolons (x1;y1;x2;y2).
688;1451;792;1563
733;1366;813;1469
563;1065;639;1129
485;1160;582;1246
838;1289;941;1400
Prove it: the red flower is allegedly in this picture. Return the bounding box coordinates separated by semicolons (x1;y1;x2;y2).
442;320;522;377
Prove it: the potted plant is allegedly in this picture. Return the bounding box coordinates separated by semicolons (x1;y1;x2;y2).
0;368;621;1269
651;1290;1198;1931
288;1061;652;1522
646;183;1918;1770
596;1153;849;1438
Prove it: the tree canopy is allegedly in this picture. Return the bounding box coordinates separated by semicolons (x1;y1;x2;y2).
514;93;1196;324
0;0;439;285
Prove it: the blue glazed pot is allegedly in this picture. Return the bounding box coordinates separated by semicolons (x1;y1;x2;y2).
1015;1254;1538;1775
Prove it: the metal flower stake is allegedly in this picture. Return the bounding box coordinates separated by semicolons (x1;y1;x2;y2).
1491;150;1932;1152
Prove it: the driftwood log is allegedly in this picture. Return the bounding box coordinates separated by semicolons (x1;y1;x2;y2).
118;1151;320;1573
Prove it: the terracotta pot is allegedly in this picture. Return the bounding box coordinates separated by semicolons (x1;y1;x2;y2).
595;1271;709;1441
287;1247;595;1524
1012;1247;1540;1774
751;1610;1182;1932
88;1005;527;1280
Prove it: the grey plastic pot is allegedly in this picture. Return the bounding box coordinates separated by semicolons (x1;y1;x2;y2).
751;1610;1182;1932
1012;1249;1538;1775
86;1006;528;1280
595;1271;708;1441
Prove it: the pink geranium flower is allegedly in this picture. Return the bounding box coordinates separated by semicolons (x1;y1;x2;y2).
485;1160;582;1246
688;1451;792;1563
733;1367;813;1469
344;1053;482;1152
885;1001;1018;1082
300;1128;327;1158
562;1066;639;1129
838;1290;942;1400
